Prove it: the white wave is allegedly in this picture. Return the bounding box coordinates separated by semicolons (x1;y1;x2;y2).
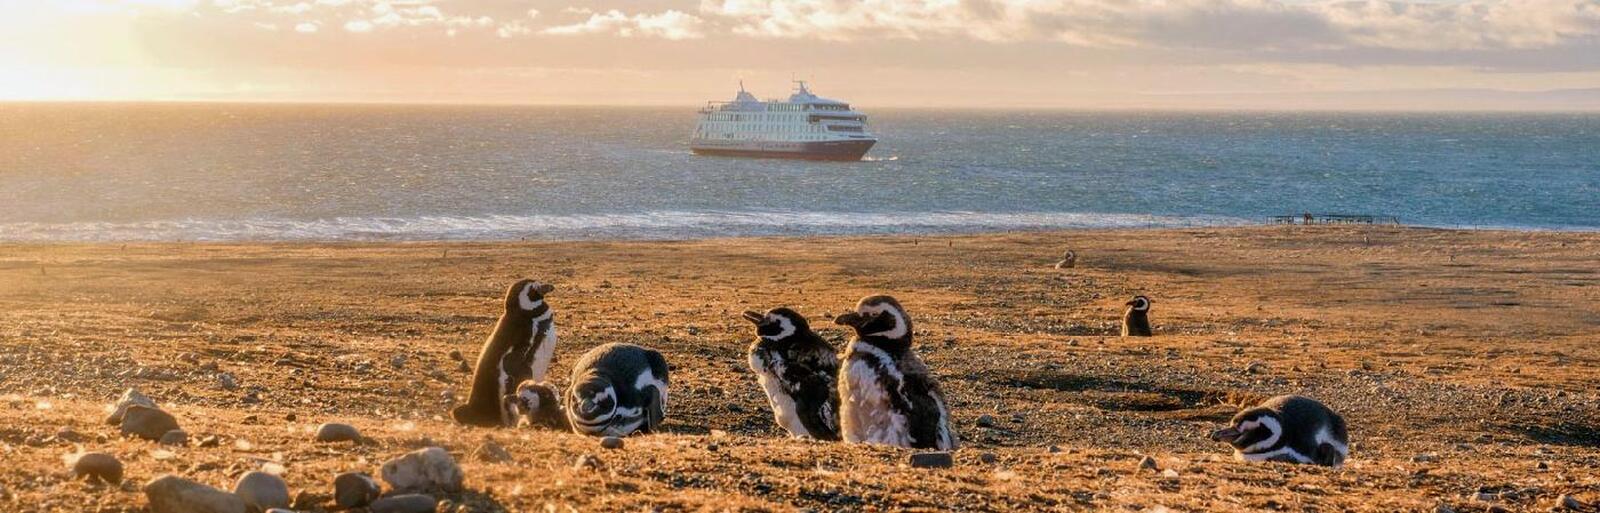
0;211;1248;242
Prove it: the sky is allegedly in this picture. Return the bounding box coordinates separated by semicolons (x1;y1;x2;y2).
2;0;1599;109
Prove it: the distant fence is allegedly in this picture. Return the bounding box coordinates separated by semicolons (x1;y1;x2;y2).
1269;214;1400;225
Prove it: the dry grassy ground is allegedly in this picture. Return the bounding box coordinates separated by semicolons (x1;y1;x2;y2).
1;226;1598;512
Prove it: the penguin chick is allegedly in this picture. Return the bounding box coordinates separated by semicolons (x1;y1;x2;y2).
452;279;558;427
833;295;956;450
744;307;841;441
566;343;669;437
1121;295;1152;337
503;381;568;430
1210;395;1349;467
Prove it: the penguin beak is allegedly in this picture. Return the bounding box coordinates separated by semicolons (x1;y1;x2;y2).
742;311;765;324
1209;426;1243;443
1125;300;1138;307
833;312;864;327
535;283;555;295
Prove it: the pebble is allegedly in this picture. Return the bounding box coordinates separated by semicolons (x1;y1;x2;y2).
1560;495;1583;510
380;447;464;493
145;475;247;513
474;440;513;463
370;494;437;513
457;361;471;373
1138;456;1159;470
233;471;291;513
574;454;603;470
217;373;238;390
600;436;624;450
975;414;996;428
1434;505;1456;513
71;452;123;484
160;429;189;446
284;413;297;422
909;452;953;469
1411;453;1440;463
448;350;463;361
979;452;998;464
121;405;181;441
1160;469;1179;479
390;355;407;370
55;426;86;443
106;388;157;425
1536;461;1550;470
1246;362;1267;374
333;472;382;509
1047;445;1063;454
314;423;362;443
265;510;294;513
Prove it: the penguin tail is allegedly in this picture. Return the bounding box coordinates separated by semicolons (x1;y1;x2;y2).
451;404;498;427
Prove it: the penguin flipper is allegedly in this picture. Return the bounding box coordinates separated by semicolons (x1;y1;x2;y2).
642;384;666;434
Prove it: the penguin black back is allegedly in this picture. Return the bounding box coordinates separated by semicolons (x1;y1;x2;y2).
452;279;558;427
744;307;841;441
1210;395;1349;467
566;343;670;437
1121;295;1152;337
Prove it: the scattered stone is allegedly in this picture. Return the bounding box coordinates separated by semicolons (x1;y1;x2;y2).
145;475;247;513
1536;461;1550;470
370;494;437;513
1138;456;1159;470
448;350;463;361
456;361;471;373
1160;469;1180;479
1560;495;1583;510
975;414;996;428
265;509;294;513
1411;453;1440;463
241;390;262;404
1246;362;1267;374
106;388;157;425
197;435;221;448
284;413;296;422
121;405;180;441
1434;504;1456;513
473;440;513;463
909;452;954;469
233;471;291;513
979;452;998;464
389;355;407;370
292;490;330;510
160;429;189;446
55;426;86;443
333;472;382;509
71;452;123;484
314;423;362;443
574;454;603;470
178;352;201;364
1010;413;1025;424
380;447;464;493
600;436;624;450
217;373;238;391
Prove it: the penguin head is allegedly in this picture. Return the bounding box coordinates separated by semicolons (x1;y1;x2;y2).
568;378;618;423
1210;407;1283;451
833;295;912;343
1125;296;1151;312
742;307;809;342
503;279;556;314
513;381;566;429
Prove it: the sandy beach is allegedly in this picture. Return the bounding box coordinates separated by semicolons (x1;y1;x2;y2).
2;225;1598;512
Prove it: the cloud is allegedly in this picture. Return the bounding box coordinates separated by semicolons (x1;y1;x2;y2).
294;21;319;32
343;19;373;32
543;9;706;40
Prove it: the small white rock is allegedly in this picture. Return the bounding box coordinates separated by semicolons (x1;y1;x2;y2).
380;447;464;493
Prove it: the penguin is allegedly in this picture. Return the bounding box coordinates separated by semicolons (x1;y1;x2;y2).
1122;295;1152;337
503;381;568;430
1055;249;1077;269
565;343;669;437
743;308;841;441
451;279;559;427
1209;395;1349;467
833;295;956;450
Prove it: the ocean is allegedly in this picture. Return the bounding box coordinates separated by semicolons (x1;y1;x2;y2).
2;103;1596;241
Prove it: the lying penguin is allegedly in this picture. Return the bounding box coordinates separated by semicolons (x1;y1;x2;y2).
452;279;558;427
1210;395;1349;467
744;307;840;441
566;343;669;437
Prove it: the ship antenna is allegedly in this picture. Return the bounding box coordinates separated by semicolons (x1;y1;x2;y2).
739;79;745;93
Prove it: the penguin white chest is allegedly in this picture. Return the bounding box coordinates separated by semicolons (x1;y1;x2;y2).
530;324;556;381
840;357;911;448
751;351;808;438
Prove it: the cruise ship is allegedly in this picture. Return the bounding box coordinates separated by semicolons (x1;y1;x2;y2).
690;82;876;161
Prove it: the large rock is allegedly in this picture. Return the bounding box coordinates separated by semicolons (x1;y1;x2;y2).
380;447;464;493
71;452;123;484
106;388;157;425
314;423;362;443
369;494;437;513
232;471;290;513
332;472;381;509
121;405;181;441
144;475;247;513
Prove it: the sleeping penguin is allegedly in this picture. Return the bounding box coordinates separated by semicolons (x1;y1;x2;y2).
1210;395;1349;467
833;295;956;450
743;307;840;441
1122;295;1153;337
452;279;558;427
565;343;669;437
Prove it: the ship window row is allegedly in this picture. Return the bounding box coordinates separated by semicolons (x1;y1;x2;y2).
700;123;831;133
699;133;838;141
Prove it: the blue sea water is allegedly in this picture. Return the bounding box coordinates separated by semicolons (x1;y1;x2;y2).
1;104;1596;241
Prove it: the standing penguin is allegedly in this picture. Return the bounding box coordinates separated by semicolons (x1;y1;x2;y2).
1055;249;1077;269
503;381;568;430
833;295;956;450
743;308;840;441
451;279;558;427
1210;395;1349;467
566;343;669;437
1122;295;1153;337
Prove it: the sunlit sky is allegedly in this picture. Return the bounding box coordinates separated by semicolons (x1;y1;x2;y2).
3;0;1599;108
